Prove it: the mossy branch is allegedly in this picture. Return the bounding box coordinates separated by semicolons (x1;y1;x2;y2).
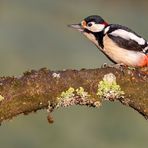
0;67;147;124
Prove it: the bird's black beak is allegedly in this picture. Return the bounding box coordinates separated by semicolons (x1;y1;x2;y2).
68;24;84;32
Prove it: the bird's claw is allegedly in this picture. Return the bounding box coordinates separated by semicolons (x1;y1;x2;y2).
101;63;125;70
101;63;109;68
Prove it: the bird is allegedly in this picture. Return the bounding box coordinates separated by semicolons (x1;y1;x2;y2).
68;15;148;67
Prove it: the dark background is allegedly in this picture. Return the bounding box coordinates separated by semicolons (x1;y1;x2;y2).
0;0;148;148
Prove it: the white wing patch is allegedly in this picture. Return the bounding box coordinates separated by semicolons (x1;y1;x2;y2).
104;26;110;34
143;46;148;53
110;29;145;45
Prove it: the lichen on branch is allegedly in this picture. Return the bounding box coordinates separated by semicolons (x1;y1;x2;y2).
0;67;147;124
97;73;125;100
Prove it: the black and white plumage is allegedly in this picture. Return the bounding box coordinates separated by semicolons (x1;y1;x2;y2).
106;24;148;53
68;15;148;67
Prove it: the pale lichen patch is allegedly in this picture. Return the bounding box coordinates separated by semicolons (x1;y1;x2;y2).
94;101;101;107
55;87;101;109
0;95;4;101
59;87;75;100
56;87;76;108
47;101;54;112
52;72;60;78
23;102;26;105
76;87;90;98
97;73;124;100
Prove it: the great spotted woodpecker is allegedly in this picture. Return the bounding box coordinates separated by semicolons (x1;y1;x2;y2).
68;15;148;67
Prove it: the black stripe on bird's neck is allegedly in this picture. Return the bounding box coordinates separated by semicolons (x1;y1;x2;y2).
84;29;105;48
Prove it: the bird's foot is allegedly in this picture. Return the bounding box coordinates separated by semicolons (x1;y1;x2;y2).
101;63;125;69
101;63;125;73
101;63;133;73
110;63;126;69
107;63;126;73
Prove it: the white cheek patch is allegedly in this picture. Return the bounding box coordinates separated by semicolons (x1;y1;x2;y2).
87;23;105;32
110;29;145;45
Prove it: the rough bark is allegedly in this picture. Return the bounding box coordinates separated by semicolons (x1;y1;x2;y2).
0;67;147;124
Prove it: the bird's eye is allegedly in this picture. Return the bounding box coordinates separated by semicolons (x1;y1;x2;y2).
87;22;92;27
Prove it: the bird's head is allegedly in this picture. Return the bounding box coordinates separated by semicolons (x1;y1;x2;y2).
68;15;108;47
68;15;108;33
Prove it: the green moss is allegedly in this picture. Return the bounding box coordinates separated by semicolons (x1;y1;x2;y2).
97;73;124;100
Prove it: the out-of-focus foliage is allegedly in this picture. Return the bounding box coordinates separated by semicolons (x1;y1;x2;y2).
0;1;147;148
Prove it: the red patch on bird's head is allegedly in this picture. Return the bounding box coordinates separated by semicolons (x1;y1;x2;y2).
102;22;108;26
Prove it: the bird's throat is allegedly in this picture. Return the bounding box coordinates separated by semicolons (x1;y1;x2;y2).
83;29;104;49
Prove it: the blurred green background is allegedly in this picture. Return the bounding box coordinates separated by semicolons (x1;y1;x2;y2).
0;0;148;148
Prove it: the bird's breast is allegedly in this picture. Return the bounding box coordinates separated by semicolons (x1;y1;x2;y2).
103;35;145;66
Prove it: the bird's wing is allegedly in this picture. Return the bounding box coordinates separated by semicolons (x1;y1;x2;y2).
107;24;148;54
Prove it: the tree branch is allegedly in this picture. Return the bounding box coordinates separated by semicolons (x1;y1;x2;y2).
0;67;147;124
